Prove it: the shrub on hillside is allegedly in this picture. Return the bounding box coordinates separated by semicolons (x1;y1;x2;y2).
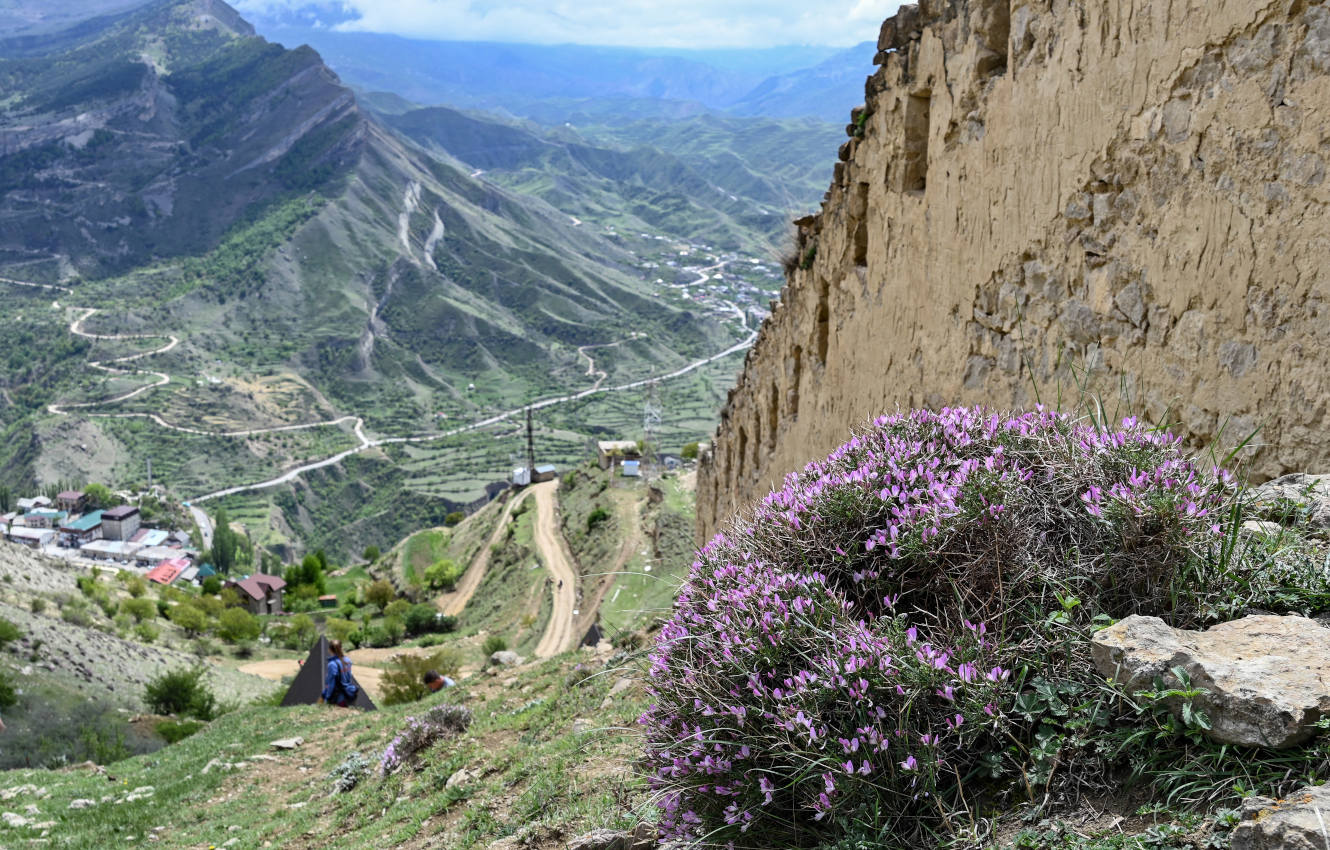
0;617;20;648
404;604;456;637
379;648;464;706
481;635;508;655
216;608;261;644
365;579;396;609
379;703;472;775
642;407;1252;847
424;558;463;591
144;666;218;721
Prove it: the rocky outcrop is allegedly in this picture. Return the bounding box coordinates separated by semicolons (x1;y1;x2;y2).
1232;785;1330;850
699;0;1330;539
1251;473;1330;530
1092;614;1330;748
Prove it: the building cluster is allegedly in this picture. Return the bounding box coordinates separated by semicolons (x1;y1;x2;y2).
3;490;198;574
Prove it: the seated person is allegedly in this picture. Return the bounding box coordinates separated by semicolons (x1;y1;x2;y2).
423;669;455;693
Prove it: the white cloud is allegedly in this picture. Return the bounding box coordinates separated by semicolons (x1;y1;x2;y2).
231;0;904;48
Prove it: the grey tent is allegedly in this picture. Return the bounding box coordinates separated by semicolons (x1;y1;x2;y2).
580;622;603;648
280;635;377;710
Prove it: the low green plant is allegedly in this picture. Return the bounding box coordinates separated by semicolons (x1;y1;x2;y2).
143;666;218;721
481;635;508;656
155;719;204;745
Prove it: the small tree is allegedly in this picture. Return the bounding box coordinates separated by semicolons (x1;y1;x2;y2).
444;511;465;527
143;666;217;720
216;608;260;644
168;604;207;637
288;613;316;649
326;617;357;645
424;558;463;591
365;579;395;610
363;545;380;563
121;597;156;623
681;441;700;460
209;507;238;575
0;617;22;648
82;483;115;510
201;575;222;595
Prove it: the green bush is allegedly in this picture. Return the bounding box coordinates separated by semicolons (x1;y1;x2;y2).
0;670;16;709
0;617;20;648
121;597;156;622
404;604;456;636
585;506;611;532
481;635;508;655
216;608;260;644
444;511;465;526
424;558;464;591
326;617;357;645
143;666;218;720
156;719;204;745
363;545;380;562
384;599;411;619
29;598;45;615
379;648;464;706
134;621;160;643
201;576;222;595
168;603;208;636
681;441;700;460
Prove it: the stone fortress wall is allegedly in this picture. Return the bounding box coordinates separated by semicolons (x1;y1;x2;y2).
699;0;1330;540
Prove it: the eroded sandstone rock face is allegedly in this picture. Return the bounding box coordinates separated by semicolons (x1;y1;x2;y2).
698;0;1330;540
1091;614;1330;748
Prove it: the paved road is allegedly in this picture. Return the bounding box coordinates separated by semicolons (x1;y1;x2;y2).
530;480;578;658
188;504;214;554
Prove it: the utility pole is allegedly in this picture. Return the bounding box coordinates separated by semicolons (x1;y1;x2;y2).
526;406;536;475
642;381;661;481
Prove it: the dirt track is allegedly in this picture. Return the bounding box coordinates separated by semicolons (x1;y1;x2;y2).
530;481;577;658
435;488;533;617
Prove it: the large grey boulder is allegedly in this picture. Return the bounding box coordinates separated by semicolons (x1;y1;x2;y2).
489;650;524;667
1232;784;1330;850
1092;614;1330;747
1249;473;1330;530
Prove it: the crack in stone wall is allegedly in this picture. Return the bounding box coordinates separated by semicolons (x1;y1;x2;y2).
699;0;1330;542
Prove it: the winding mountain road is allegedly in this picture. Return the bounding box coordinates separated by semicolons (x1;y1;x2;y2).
435;487;535;617
529;480;577;658
2;260;753;505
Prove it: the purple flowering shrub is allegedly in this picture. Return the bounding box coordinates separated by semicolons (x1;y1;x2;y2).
380;703;472;776
644;408;1233;846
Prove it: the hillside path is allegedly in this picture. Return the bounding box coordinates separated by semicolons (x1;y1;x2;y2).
530;480;577;658
435;487;535;617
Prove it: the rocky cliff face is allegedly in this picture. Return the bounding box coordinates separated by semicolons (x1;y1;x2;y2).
698;0;1330;540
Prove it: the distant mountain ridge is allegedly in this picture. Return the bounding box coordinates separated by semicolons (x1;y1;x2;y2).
250;25;873;123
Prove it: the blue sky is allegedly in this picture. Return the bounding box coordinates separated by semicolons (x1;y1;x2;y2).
231;0;903;48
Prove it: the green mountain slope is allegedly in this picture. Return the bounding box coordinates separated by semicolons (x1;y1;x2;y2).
0;0;747;557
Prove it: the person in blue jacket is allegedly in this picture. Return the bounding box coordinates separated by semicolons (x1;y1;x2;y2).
320;639;359;708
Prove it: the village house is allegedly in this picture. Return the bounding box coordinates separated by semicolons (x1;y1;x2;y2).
532;463;558;483
60;510;103;547
226;573;286;615
145;558;191;586
101;505;141;541
21;509;66;529
16;496;51;512
596;440;641;470
6;526;53;549
55;490;85;514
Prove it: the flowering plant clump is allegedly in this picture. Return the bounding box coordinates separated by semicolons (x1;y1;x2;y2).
643;408;1235;847
379;703;472;776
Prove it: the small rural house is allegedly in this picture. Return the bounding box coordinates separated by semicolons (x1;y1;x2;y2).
55;491;85;514
532;463;558;483
226;573;287;615
6;526;53;548
596;440;641;470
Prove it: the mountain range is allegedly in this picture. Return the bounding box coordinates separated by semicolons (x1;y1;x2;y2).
0;0;866;556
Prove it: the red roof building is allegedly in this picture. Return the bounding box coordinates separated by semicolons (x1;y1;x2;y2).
145;557;190;586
